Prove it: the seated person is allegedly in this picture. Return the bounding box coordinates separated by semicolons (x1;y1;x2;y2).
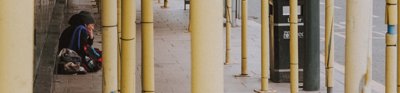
58;11;102;73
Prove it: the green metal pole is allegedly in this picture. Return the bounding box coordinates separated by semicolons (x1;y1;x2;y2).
303;0;320;91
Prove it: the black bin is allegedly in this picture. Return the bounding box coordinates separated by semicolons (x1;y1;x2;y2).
269;0;305;83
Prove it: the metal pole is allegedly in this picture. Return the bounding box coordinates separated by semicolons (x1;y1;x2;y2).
345;0;373;92
190;0;224;92
164;0;168;8
0;0;33;93
255;0;269;92
289;0;299;92
325;0;334;92
120;0;136;92
235;0;238;19
386;0;398;92
225;0;232;65
397;0;400;91
101;0;118;92
237;0;249;77
117;0;122;91
238;0;242;19
261;0;269;90
142;0;155;92
303;0;320;91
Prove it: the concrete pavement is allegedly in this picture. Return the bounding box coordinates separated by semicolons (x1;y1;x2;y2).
49;0;384;93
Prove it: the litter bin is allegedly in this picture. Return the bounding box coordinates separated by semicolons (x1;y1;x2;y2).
269;0;304;83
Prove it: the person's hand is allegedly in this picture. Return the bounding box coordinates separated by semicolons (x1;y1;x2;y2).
86;24;95;39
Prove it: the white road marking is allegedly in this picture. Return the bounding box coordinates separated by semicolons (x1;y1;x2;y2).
319;54;385;93
373;15;379;18
339;22;346;25
334;6;342;9
334;32;346;38
334;24;346;29
334;32;385;39
320;26;325;29
372;31;386;36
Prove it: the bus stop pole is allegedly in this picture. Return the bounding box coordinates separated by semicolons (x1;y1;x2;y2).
303;0;320;91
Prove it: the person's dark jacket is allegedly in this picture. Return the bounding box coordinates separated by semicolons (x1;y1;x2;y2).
58;11;102;73
58;25;94;53
58;12;95;53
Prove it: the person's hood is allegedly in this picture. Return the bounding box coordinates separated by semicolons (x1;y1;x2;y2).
68;11;95;26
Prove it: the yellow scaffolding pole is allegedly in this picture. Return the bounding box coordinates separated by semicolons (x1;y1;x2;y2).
345;0;372;92
398;0;400;92
325;0;334;92
0;0;33;93
289;0;299;92
190;0;224;92
120;0;136;92
255;0;270;92
164;0;168;8
142;0;155;92
385;0;398;92
117;0;122;91
225;0;232;65
101;0;118;92
239;0;249;76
